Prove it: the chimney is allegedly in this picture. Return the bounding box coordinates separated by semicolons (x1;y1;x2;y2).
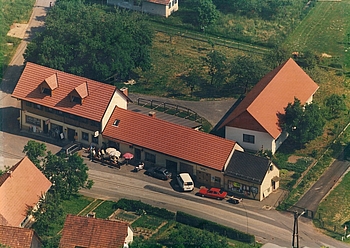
149;111;156;118
120;87;128;97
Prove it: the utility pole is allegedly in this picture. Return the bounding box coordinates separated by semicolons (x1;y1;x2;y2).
292;210;305;248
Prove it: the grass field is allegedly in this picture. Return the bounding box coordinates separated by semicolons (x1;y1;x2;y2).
284;0;350;71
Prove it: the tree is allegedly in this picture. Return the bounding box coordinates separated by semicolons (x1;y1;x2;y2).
324;94;347;119
264;46;291;69
23;140;46;168
196;0;220;30
203;50;227;88
30;192;63;237
230;55;267;94
43;152;93;199
25;1;153;82
282;98;325;145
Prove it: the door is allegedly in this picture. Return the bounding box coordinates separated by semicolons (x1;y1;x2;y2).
67;128;75;141
43;120;48;134
134;148;141;161
196;170;211;187
166;160;177;177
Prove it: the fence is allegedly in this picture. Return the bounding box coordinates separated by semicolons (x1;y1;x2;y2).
136;98;203;123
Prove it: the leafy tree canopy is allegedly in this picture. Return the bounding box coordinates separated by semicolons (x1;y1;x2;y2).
25;1;153;82
196;0;220;30
230;55;267;94
324;94;347;119
23;140;47;168
282;98;325;145
203;50;227;87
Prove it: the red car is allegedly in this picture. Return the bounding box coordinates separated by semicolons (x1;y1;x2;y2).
198;187;227;200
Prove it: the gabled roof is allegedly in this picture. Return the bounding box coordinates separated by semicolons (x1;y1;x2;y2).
0;225;41;248
103;107;238;171
224;150;272;185
219;58;319;139
73;82;89;99
12;62;128;122
0;157;52;227
43;73;58;90
147;0;170;5
59;215;129;248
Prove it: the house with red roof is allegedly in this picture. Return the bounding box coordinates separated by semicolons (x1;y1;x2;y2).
215;58;319;154
107;0;178;17
0;156;52;227
12;62;130;148
102;106;244;188
59;214;133;248
0;225;43;248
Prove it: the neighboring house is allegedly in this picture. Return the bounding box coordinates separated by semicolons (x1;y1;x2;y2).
12;62;130;148
59;214;133;248
0;156;52;227
107;0;178;17
102;106;244;188
215;58;319;154
0;225;43;248
224;150;279;201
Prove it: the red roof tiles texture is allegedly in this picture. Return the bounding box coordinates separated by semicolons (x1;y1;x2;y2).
103;107;237;171
0;225;41;248
59;215;129;248
219;58;319;139
0;157;52;227
12;62;118;122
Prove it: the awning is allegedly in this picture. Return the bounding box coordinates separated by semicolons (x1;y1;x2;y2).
272;176;280;182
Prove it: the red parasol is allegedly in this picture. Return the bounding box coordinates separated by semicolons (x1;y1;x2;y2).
123;152;134;160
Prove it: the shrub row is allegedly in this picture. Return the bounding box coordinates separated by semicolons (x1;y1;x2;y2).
114;199;175;220
175;211;255;244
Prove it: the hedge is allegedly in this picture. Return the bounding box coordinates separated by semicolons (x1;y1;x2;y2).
176;211;255;244
114;199;175;220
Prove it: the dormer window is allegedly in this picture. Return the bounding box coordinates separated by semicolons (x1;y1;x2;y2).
41;87;51;95
71;95;82;104
70;82;89;105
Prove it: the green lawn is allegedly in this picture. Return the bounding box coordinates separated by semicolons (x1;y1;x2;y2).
284;0;350;70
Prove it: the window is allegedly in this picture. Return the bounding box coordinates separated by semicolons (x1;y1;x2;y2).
113;119;120;127
214;177;221;183
82;132;89;141
243;134;255;144
168;2;171;8
145;152;156;163
45;107;53;113
71;96;82;104
42;87;51;95
25;101;33;107
25;115;41;126
35;104;42;110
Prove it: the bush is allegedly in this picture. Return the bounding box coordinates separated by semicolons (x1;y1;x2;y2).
115;199;175;220
175;211;255;244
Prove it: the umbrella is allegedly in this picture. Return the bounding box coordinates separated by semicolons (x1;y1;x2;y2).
123;152;134;160
106;147;117;154
109;150;121;158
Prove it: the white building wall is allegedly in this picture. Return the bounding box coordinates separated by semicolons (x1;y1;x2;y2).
125;226;134;244
225;126;276;153
101;90;128;132
259;163;280;200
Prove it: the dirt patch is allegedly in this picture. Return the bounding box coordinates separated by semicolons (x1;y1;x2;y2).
288;155;303;163
7;23;28;39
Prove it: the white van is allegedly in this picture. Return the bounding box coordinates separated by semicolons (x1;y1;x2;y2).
176;173;194;192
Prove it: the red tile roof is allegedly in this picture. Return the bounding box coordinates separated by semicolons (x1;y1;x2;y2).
147;0;170;5
0;157;52;227
59;215;129;248
12;62;121;122
103;107;238;171
0;225;41;248
219;58;319;139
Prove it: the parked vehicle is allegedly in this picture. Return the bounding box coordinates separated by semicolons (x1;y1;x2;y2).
228;196;243;204
197;187;227;200
57;142;81;157
176;173;194;191
146;167;172;180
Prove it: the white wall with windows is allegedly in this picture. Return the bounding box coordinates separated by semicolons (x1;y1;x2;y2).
225;126;278;154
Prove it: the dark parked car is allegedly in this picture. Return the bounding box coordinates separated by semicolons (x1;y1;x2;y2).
57;142;81;157
228;196;243;204
146;167;172;180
